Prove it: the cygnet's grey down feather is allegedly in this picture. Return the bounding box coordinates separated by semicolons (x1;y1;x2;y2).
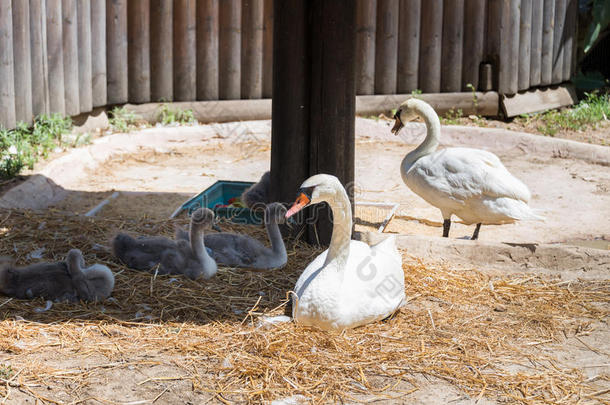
112;208;217;280
241;171;271;210
176;202;287;270
0;249;115;302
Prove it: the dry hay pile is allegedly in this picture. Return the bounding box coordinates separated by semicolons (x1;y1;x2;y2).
0;209;608;404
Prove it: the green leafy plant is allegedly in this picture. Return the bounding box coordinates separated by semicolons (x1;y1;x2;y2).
158;104;197;125
466;83;479;110
109;106;141;132
0;114;72;179
520;91;610;136
441;108;464;125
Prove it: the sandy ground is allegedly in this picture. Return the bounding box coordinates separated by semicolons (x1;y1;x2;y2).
37;118;610;248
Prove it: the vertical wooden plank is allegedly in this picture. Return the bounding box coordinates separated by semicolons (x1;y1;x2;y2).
506;0;520;94
493;0;519;95
90;0;107;107
540;0;555;85
241;0;264;99
562;0;576;81
462;0;486;90
196;0;218;100
441;0;464;92
219;0;241;99
173;0;196;101
29;0;49;117
518;0;532;90
374;0;399;94
0;1;16;128
355;0;377;95
62;0;79;116
46;0;65;115
106;0;128;105
529;0;542;86
397;0;420;93
262;0;273;98
128;0;150;103
419;0;443;93
552;0;566;83
77;0;92;112
150;0;172;101
12;0;33;123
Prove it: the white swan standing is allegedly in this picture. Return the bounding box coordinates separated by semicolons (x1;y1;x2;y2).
391;99;543;240
285;174;405;332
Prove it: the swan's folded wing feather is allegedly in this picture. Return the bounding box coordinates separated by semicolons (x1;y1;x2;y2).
416;148;531;203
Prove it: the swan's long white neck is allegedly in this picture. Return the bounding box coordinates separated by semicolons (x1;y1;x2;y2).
401;100;441;175
191;224;217;279
323;184;352;269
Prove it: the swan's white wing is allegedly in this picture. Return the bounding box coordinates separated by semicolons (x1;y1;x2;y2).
411;148;531;204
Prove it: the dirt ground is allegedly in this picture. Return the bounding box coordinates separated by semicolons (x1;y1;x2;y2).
434;114;610;146
35;118;609;248
0;119;608;404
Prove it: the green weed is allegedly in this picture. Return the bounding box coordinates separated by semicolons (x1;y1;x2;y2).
158;104;197;125
520;91;610;136
109;107;141;132
0;114;72;179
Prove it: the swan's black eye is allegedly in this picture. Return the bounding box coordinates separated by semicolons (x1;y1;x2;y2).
393;109;402;120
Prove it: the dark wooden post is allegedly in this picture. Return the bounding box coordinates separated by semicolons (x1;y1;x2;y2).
271;0;356;245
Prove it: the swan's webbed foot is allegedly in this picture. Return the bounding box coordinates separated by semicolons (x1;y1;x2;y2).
442;219;451;237
471;223;482;240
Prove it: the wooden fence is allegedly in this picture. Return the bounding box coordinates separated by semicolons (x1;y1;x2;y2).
0;0;577;129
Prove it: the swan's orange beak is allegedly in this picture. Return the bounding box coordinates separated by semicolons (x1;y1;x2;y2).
286;192;310;218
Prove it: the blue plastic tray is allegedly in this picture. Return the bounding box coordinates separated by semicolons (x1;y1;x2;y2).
170;180;263;225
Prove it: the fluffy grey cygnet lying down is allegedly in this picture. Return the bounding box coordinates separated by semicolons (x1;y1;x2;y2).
176;202;288;270
0;249;115;302
112;208;217;280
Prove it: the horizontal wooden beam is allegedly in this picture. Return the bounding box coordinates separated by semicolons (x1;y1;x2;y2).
501;84;577;117
124;91;501;124
356;91;500;117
